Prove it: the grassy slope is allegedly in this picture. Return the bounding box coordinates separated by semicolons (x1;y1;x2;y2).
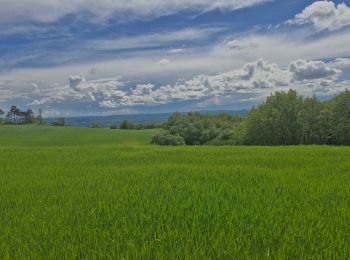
0;125;349;259
0;125;156;147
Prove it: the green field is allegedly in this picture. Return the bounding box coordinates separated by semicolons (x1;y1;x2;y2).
0;125;349;259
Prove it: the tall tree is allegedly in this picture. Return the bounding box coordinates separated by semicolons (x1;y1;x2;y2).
245;90;303;145
330;90;350;145
6;106;20;124
24;109;35;124
298;97;323;144
0;108;4;124
37;108;45;125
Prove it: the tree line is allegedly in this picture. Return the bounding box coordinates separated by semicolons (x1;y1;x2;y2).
0;106;44;125
110;120;162;130
152;89;350;146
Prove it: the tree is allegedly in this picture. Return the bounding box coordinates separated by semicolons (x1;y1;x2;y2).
319;102;336;145
244;90;303;145
230;123;246;145
6;106;21;124
0;108;4;124
3;106;37;125
330;90;350;145
24;109;35;124
119;120;132;129
297;97;324;144
36;108;45;125
150;89;350;146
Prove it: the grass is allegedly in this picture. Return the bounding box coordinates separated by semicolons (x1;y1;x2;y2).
0;125;156;147
0;125;349;259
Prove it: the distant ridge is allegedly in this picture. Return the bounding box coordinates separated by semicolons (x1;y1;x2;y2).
46;110;247;127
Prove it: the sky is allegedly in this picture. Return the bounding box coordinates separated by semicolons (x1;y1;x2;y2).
0;0;350;117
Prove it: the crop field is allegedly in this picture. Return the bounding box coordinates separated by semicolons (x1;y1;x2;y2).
0;125;349;259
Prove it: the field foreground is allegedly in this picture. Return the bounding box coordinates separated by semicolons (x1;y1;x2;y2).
0;126;349;259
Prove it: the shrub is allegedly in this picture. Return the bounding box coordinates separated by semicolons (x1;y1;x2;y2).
160;112;242;145
151;132;185;146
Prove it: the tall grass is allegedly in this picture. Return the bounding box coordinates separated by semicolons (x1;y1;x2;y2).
0;126;349;258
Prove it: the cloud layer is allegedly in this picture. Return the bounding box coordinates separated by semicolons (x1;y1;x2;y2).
0;0;270;25
30;58;349;110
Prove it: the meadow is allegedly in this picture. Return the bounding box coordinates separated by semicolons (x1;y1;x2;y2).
0;125;349;259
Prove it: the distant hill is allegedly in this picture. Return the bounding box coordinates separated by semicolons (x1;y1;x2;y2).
46;110;247;127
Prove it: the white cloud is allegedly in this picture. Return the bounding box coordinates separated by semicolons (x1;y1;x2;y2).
29;58;348;109
69;73;86;90
31;83;41;94
216;29;350;65
288;59;340;80
157;59;171;65
2;17;350;113
287;1;350;31
333;57;350;69
0;0;271;25
3;23;350;95
226;39;247;50
168;49;185;54
90;27;223;51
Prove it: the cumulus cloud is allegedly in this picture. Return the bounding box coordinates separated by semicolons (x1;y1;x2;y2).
69;73;86;90
31;58;347;109
333;58;350;69
288;59;340;80
287;1;350;31
0;0;271;25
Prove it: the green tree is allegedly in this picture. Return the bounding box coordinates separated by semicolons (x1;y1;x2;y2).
330;90;350;145
245;90;303;145
0;108;4;124
36;108;45;125
319;102;336;145
24;109;35;124
119;120;132;129
6;106;24;124
230;123;246;145
298;97;324;144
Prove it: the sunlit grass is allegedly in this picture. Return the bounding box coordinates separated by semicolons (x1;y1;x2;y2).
0;125;349;258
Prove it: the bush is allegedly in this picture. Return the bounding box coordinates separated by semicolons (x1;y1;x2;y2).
110;125;118;129
151;132;185;146
160;112;242;145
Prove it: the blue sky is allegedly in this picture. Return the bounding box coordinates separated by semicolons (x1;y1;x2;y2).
0;0;350;116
